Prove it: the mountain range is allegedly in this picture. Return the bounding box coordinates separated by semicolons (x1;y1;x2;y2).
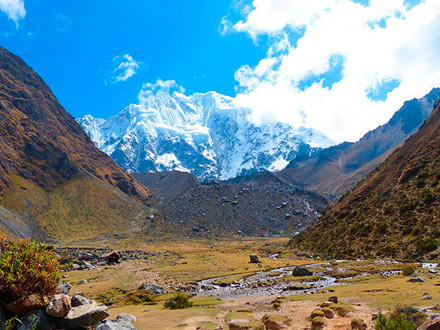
78;91;333;181
293;98;440;260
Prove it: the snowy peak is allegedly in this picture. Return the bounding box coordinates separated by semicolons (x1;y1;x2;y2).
78;90;334;180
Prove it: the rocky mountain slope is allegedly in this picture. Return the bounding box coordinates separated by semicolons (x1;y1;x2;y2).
279;89;440;199
0;47;150;242
78;91;333;181
292;98;440;259
134;171;328;237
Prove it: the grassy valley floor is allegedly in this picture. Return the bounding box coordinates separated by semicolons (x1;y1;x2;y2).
62;237;440;329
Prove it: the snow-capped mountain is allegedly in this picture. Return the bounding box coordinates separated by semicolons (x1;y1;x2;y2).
78;90;334;180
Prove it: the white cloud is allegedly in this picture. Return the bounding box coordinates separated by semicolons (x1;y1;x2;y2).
0;0;25;25
138;79;185;104
112;54;141;83
229;0;440;142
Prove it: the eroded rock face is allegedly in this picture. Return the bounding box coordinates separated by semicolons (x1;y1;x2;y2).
46;294;71;318
417;316;440;330
6;294;49;314
56;301;109;329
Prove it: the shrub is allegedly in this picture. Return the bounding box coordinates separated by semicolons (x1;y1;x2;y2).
164;293;193;309
374;312;415;330
402;267;415;276
0;235;62;302
418;238;438;254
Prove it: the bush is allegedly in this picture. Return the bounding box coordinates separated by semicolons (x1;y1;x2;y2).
164;293;193;310
0;235;62;302
402;267;415;276
418;238;438;254
374;312;415;330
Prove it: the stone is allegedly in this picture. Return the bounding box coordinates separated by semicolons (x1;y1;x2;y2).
417;316;440;330
46;294;71;318
328;296;338;304
77;279;88;285
71;293;93;307
423;294;433;300
71;263;81;270
6;294;49;314
96;313;138;330
18;310;56;330
57;281;72;294
351;318;367;330
408;277;426;283
56;301;109;329
292;266;313;277
100;251;121;264
250;254;261;264
261;313;291;330
322;308;334;319
141;283;164;295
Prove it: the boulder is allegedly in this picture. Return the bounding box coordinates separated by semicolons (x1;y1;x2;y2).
292;266;313;277
409;277;426;283
57;281;72;295
18;310;56;330
56;301;109;329
71;293;93;307
250;254;261;264
96;313;138;330
46;294;71;318
100;251;121;264
417;316;440;330
6;294;49;314
140;283;164;295
261;313;291;329
328;296;338;304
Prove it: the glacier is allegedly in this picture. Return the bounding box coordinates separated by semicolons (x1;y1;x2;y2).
78;90;334;180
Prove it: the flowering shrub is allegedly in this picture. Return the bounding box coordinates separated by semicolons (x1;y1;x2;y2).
0;234;61;302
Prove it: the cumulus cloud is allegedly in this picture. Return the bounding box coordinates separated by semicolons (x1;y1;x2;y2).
111;54;141;83
228;0;440;142
0;0;25;25
138;79;185;104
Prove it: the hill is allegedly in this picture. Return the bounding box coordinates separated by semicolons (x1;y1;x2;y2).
279;89;440;199
0;47;150;242
292;98;440;260
134;171;328;237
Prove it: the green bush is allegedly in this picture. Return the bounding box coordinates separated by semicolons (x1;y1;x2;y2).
402;267;415;276
0;235;62;302
418;238;438;254
164;293;193;310
374;312;415;330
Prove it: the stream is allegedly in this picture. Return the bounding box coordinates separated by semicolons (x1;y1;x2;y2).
195;260;436;299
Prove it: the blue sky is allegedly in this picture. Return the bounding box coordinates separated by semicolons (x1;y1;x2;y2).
0;0;264;119
1;0;440;143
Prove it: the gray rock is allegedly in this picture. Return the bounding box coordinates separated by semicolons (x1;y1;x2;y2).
57;281;72;294
141;284;164;295
96;313;138;330
292;266;313;277
71;263;81;270
408;277;426;283
18;310;56;330
46;294;71;318
250;254;261;264
423;294;433;300
399;306;421;315
77;279;88;285
71;294;93;307
57;302;109;329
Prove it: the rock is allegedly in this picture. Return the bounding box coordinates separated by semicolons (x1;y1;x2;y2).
409;277;426;283
417;316;440;330
141;283;164;295
100;251;121;264
292;266;313;277
71;263;81;270
96;313;138;330
57;281;72;294
328;296;338;304
228;319;264;330
250;254;261;264
372;313;378;320
57;301;109;329
423;294;433;300
261;313;291;329
6;294;49;314
311;316;326;330
77;279;88;285
399;306;421;315
46;294;72;318
18;310;56;330
71;293;93;307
